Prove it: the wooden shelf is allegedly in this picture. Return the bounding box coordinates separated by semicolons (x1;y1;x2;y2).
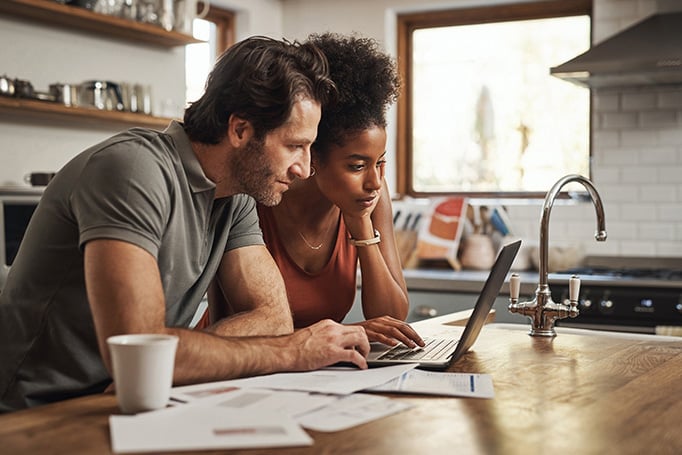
0;0;202;47
0;96;175;129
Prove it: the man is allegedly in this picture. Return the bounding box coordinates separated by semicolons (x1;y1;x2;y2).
0;36;369;413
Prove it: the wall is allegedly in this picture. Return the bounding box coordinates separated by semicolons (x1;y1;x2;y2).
279;0;682;259
0;0;281;188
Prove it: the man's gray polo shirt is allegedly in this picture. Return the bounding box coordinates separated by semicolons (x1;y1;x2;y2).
0;121;263;411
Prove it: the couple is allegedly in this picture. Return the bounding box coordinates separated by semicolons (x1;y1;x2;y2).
0;33;423;412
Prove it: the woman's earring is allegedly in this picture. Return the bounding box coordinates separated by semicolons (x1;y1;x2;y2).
310;166;316;177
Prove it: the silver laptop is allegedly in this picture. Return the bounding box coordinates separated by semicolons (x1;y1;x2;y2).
367;239;521;370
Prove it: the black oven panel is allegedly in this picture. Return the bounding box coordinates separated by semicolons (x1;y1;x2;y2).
551;285;682;330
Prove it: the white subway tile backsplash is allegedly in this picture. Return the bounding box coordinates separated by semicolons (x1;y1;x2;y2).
601;112;638;128
658;128;682;145
619;203;658;221
598;183;637;202
592;20;622;43
638;223;675;240
638;185;677;202
593;93;619;111
638;147;678;164
603;220;638;240
621;166;658;183
635;0;657;16
583;239;620;256
592;131;620;148
622;92;658;111
658;90;682;109
656;204;682;221
601;202;621;220
640;110;678;127
597;0;638;20
620;129;659;147
656;242;682;256
659;166;682;183
591;168;620;183
597;148;638;166
621;241;657;256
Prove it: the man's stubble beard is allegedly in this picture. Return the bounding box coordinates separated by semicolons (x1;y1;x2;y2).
231;135;283;207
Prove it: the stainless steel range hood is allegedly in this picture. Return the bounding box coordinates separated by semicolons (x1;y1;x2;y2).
551;11;682;88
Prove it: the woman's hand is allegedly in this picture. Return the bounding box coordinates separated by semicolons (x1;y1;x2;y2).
350;316;425;348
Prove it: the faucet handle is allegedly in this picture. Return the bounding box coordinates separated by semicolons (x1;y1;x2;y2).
509;273;520;302
569;275;580;305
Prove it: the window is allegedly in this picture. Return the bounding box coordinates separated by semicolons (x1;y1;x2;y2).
185;7;235;106
396;0;592;197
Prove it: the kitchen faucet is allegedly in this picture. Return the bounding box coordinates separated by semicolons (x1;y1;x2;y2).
508;174;607;336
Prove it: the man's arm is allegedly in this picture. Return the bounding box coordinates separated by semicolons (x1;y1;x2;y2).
205;245;293;337
84;239;367;385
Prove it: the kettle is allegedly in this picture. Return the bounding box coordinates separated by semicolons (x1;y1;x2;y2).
78;80;124;111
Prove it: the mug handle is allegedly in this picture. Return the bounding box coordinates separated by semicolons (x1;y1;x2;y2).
197;0;210;19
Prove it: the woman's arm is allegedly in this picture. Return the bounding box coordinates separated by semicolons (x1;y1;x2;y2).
344;181;424;347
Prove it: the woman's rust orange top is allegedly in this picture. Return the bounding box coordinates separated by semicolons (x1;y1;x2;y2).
257;205;358;328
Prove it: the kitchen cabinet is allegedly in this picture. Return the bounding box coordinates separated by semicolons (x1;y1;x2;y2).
0;0;197;129
345;268;537;325
344;289;529;325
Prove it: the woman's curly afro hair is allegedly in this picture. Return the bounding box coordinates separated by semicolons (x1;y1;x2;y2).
308;32;401;160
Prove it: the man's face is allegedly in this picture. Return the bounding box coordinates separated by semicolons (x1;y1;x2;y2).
233;98;321;206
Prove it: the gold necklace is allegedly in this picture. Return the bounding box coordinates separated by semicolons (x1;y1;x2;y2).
298;231;324;250
283;199;337;251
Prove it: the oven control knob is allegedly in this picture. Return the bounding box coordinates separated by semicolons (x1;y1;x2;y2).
599;299;614;313
581;299;592;309
676;303;682;314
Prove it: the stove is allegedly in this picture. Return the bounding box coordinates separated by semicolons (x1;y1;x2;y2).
549;264;682;334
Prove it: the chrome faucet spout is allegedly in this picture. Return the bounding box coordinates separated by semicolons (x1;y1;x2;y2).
539;174;607;288
509;174;607;337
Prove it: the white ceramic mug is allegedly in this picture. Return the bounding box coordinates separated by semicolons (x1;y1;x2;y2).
107;334;178;414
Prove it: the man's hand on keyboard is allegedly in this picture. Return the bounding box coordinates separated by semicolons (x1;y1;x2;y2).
350;316;425;348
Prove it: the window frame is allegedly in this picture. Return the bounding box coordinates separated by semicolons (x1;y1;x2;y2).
204;6;236;54
396;0;593;198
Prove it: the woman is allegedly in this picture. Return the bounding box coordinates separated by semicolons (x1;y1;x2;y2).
207;33;422;348
265;32;424;347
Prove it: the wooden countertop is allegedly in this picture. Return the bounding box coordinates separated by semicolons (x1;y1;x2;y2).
2;316;682;454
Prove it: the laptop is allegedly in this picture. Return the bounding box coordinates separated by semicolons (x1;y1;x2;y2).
367;239;521;370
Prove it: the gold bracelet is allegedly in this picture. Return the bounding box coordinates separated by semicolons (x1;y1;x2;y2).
348;229;381;247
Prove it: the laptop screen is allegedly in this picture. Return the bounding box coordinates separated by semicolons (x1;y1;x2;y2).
453;239;521;356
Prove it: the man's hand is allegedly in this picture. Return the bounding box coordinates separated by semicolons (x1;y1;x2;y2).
351;316;425;348
291;320;370;370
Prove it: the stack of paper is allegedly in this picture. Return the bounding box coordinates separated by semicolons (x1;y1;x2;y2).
109;363;494;453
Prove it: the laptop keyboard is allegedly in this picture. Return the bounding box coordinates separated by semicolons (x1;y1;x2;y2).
377;337;458;361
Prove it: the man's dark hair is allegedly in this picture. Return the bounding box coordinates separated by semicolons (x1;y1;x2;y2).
184;36;336;144
307;32;401;162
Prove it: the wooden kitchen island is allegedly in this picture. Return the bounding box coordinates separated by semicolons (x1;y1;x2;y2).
2;314;681;455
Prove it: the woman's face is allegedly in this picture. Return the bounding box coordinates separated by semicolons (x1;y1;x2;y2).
314;125;387;216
